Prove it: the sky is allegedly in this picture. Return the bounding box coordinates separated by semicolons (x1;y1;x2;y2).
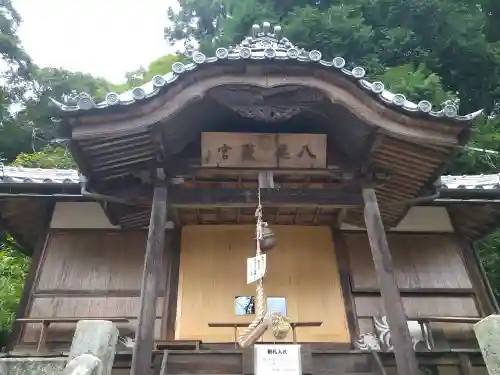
13;0;179;83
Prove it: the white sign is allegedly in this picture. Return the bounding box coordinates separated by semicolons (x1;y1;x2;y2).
247;254;267;284
254;344;302;375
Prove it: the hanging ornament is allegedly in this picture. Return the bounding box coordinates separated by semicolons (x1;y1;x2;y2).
257;222;276;251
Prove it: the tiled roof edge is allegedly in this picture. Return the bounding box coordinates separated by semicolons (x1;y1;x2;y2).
1;165;498;190
49;22;483;122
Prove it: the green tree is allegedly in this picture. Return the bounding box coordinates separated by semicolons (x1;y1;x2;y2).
165;0;500;112
0;0;34;162
114;54;183;91
0;238;28;347
165;0;500;301
11;145;76;169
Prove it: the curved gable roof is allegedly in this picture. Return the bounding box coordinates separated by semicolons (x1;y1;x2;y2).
50;22;483;123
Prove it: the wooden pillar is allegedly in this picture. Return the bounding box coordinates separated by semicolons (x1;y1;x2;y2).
131;170;168;375
163;228;182;341
362;188;420;375
330;229;359;345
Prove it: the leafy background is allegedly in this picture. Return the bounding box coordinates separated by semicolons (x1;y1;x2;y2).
2;0;500;347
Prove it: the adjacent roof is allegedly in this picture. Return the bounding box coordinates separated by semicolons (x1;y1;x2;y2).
49;22;483;122
2;165;500;191
0;165;79;184
439;174;500;189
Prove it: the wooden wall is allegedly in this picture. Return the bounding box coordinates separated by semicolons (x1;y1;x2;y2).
18;224;483;347
343;233;479;340
176;225;350;343
21;229;166;345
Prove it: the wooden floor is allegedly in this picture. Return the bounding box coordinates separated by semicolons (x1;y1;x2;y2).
7;345;486;375
115;349;487;375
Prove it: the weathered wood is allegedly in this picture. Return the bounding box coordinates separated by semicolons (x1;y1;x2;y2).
362;188;420;375
156;350;168;375
458;353;474;375
109;348;486;374
71;72;463;146
208;321;322;344
7;202;54;350
166;186;361;207
131;171;169;375
241;347;254;375
14;317;130;352
458;235;498;315
330;229;359;345
164;229;181;341
33;289;164;298
301;345;313;374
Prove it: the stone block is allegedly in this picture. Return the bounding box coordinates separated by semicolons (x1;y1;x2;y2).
0;357;66;375
474;314;500;375
69;320;119;375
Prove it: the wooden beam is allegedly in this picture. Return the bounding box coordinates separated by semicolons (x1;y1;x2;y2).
458;353;474;375
330;229;359;345
447;208;499;315
362;188;420;375
458;235;498;315
131;169;169;375
101;186;362;209
157;186;361;208
163;229;181;340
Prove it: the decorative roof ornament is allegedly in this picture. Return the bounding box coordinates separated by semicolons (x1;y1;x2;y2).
49;21;483;122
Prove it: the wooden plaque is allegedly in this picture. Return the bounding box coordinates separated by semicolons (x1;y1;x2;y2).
277;134;326;168
202;132;277;168
201;132;327;169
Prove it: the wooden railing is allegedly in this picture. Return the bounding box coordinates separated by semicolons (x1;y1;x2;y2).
357;315;481;352
208;321;322;347
406;316;480;351
15;317;131;351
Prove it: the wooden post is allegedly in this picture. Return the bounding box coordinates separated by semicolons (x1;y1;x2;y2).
131;169;168;375
362;188;420;375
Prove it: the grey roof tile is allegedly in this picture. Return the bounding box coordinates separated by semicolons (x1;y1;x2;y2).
0;165;79;184
0;164;498;191
49;22;483;122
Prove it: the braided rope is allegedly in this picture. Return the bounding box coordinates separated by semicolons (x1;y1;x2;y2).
271;313;292;340
238;189;267;347
237;188;292;347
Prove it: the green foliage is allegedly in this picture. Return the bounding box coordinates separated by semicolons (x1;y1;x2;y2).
377;64;457;105
113;54;183;91
11;146;77;169
0;236;29;347
478;232;500;298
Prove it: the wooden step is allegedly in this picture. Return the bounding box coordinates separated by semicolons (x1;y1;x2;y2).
155;340;201;351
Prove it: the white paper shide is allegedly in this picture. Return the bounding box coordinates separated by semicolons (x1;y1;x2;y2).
254;344;302;375
247;254;267;284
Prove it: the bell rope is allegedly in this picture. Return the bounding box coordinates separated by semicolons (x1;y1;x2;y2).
237;188;292;347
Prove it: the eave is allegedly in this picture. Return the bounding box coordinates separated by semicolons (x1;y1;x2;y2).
2;169;500;252
32;23;488;234
48;23;483;126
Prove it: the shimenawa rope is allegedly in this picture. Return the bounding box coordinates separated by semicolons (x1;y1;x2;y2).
237;188;291;348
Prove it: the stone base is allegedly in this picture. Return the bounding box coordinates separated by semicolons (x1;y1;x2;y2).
475;315;500;375
0;357;67;375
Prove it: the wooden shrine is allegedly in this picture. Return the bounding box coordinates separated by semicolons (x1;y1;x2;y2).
0;21;498;375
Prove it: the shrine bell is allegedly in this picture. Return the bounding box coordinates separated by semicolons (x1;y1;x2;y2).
257;223;277;251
